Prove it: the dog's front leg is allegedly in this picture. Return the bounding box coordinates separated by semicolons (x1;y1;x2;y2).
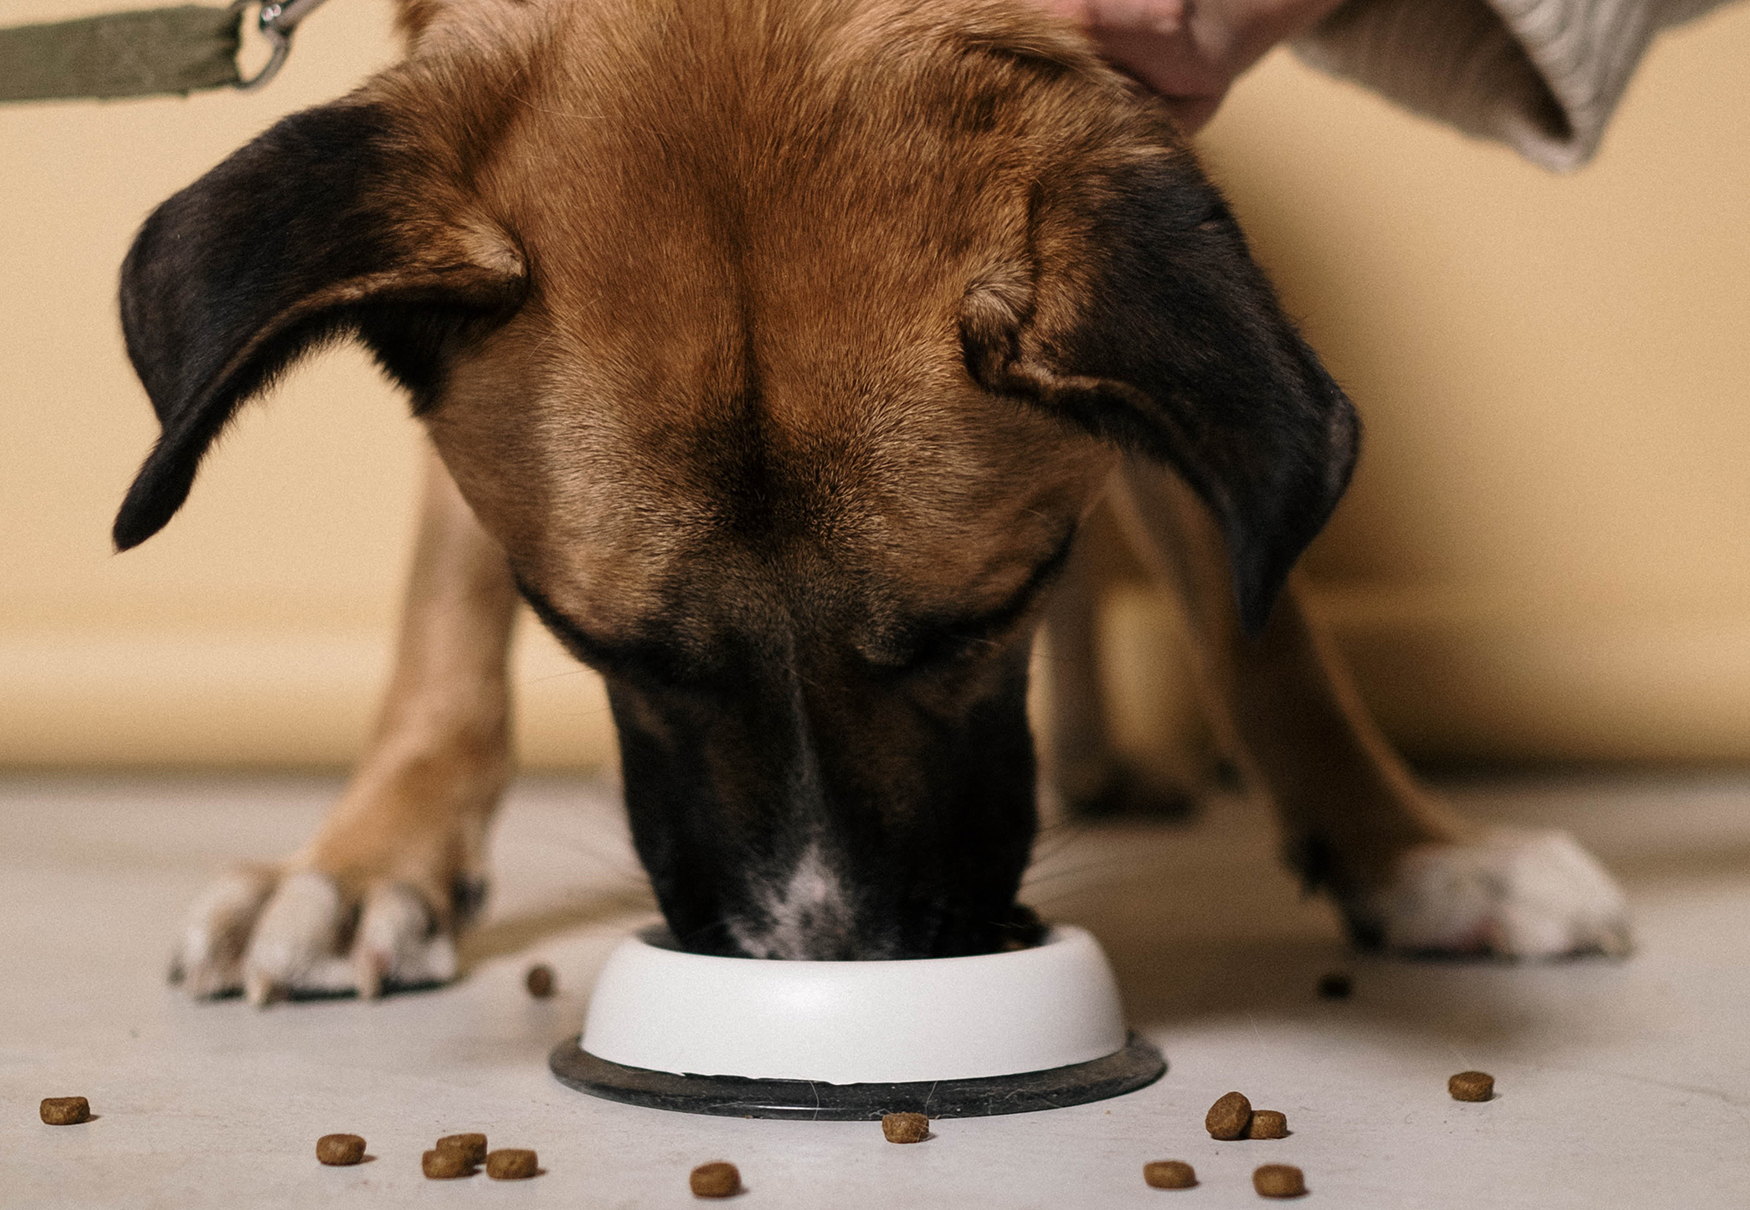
1111;460;1629;958
1044;516;1197;819
172;448;517;1003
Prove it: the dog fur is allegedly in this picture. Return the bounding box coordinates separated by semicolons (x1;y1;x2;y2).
117;0;1627;999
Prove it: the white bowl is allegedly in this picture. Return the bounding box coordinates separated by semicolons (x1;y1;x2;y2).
578;924;1129;1084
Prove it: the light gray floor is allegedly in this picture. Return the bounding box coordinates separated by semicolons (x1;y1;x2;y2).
4;772;1749;1208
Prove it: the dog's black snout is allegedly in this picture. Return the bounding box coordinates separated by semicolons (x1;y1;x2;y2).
607;640;1042;961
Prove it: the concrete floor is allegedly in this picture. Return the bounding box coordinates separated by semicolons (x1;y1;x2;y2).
4;772;1749;1208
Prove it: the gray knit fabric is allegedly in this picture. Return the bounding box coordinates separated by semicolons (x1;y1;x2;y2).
1292;0;1738;169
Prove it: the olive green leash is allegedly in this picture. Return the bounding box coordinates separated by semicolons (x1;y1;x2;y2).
0;0;329;102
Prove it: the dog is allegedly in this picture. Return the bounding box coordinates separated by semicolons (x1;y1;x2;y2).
114;0;1628;1002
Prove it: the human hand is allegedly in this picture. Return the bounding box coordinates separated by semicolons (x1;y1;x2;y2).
1039;0;1350;132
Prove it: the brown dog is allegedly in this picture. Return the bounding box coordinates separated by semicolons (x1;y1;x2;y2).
117;0;1626;1001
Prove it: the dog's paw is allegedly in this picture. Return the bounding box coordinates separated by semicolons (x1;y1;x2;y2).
1347;828;1631;959
170;867;464;1004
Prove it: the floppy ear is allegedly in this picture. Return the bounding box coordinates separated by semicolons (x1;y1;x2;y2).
961;145;1360;634
114;97;526;551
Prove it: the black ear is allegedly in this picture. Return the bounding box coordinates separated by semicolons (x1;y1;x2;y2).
962;145;1359;634
114;97;526;551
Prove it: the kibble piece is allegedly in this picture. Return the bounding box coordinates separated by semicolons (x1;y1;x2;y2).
1205;1090;1252;1140
1449;1071;1495;1102
436;1133;488;1166
1316;972;1352;1000
1253;1164;1307;1198
525;964;555;999
422;1148;474;1179
1142;1160;1197;1189
40;1097;90;1126
690;1161;742;1198
1246;1110;1289;1139
316;1134;366;1165
881;1112;929;1144
486;1149;538;1180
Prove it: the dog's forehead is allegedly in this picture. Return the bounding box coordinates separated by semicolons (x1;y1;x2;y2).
486;319;1109;644
417;0;1123;639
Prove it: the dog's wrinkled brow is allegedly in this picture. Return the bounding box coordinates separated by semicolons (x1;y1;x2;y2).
511;572;624;670
860;525;1079;667
513;523;1077;679
512;568;759;687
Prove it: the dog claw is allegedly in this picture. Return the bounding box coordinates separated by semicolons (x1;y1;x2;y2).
243;870;348;991
244;971;278;1008
353;955;385;1001
171;866;276;999
352;881;454;995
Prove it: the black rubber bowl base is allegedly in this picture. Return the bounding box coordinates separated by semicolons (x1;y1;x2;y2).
548;1032;1165;1120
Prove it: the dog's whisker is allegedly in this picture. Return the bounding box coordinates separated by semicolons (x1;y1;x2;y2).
515;667;598;686
1026;839;1091;871
1020;852;1139;891
1023;848;1150;883
1027;822;1093;862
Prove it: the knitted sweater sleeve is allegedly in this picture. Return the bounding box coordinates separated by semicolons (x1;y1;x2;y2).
1290;0;1736;169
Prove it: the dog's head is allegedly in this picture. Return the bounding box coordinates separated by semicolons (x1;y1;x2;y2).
115;0;1356;958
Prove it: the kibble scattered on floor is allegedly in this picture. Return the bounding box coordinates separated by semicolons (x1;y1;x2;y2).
436;1133;488;1166
1252;1163;1307;1198
1316;971;1353;1000
1448;1070;1495;1102
315;1133;365;1165
690;1161;742;1198
881;1112;930;1143
39;1097;90;1126
486;1148;538;1180
525;963;556;999
422;1148;474;1179
1142;1159;1197;1189
1245;1109;1289;1139
1205;1090;1253;1139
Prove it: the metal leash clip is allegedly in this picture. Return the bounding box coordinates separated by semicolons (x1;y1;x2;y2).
232;0;331;90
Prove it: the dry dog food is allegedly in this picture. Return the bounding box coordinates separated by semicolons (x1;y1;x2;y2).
1205;1091;1253;1140
1245;1110;1289;1139
436;1133;488;1165
1142;1160;1197;1189
423;1148;474;1179
525;964;556;999
1252;1164;1307;1198
690;1161;742;1198
486;1149;538;1180
881;1112;929;1144
316;1134;366;1165
39;1097;90;1126
1449;1071;1495;1102
1316;972;1352;1000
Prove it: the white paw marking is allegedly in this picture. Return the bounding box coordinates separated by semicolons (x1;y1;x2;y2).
1360;828;1631;958
352;883;457;999
172;867;461;1004
242;871;354;1003
172;867;275;998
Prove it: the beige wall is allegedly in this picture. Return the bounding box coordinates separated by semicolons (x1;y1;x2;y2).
1;0;614;768
2;0;1748;769
1203;4;1750;761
